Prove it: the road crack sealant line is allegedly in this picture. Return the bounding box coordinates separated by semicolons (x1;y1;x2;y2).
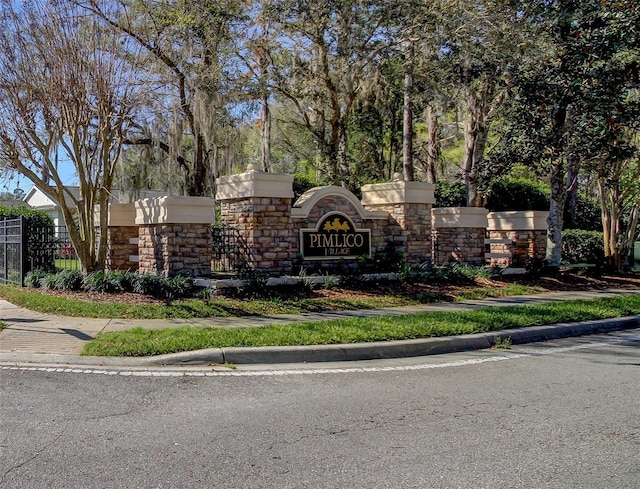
2;334;638;378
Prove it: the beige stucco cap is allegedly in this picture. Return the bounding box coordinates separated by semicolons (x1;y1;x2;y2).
431;207;489;228
107;203;136;227
216;169;294;200
361;180;435;206
134;196;215;225
487;211;549;231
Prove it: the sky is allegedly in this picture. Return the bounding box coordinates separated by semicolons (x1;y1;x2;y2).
1;163;78;197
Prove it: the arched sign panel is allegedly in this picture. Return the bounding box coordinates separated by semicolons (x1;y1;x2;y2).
300;212;371;260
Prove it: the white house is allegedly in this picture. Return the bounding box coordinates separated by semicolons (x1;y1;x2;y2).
23;186;81;233
23;185;168;234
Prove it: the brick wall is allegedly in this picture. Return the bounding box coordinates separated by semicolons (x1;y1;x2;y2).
364;203;432;263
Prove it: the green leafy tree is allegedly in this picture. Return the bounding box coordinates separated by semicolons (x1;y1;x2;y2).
265;0;395;188
495;0;639;266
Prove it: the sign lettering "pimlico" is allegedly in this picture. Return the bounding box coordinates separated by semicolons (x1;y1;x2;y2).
300;213;371;260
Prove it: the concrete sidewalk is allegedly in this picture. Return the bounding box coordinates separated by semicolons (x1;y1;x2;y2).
1;288;639;366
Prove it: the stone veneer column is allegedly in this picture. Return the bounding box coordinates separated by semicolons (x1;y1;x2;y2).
487;211;548;266
104;204;139;271
216;165;294;274
135;196;214;276
361;174;435;263
431;207;489;265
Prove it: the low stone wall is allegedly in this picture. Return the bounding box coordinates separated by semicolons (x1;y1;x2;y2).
97;204;139;272
431;208;488;265
135;197;214;277
486;230;547;266
361;178;435;263
104;171;549;277
432;227;487;265
486;211;548;266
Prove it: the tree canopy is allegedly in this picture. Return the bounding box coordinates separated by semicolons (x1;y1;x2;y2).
1;0;638;271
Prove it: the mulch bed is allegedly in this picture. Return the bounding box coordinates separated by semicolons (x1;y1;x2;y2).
22;273;640;306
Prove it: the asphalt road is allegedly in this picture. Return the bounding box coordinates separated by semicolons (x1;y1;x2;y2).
1;330;639;489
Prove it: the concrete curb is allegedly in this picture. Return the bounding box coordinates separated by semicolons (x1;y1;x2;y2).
137;314;640;366
1;315;637;368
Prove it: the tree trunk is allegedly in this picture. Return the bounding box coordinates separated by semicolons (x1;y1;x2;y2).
565;155;579;226
402;41;414;182
425;102;439;184
546;157;567;266
191;133;207;196
261;96;271;172
462;99;487;207
337;121;350;188
462;118;486;207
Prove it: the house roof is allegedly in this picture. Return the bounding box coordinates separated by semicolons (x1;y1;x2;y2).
23;185;169;210
0;198;25;209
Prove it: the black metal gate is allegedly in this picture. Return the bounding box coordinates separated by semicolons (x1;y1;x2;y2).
0;217;61;286
211;224;250;274
0;218;27;286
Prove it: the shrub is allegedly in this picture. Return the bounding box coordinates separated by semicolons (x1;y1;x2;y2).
397;261;489;284
486;178;549;212
396;263;429;283
165;273;197;299
132;273;165;298
130;272;196;301
561;229;605;268
334;260;367;289
356;250;404;273
563;193;601;231
435;181;467;207
293;174;318;200
110;270;139;293
24;269;48;288
0;204;53;227
41;269;83;291
236;268;270;298
430;262;490;284
83;270;134;293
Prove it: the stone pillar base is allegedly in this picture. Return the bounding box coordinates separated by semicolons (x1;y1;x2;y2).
135;197;214;277
107;225;139;271
431;207;488;265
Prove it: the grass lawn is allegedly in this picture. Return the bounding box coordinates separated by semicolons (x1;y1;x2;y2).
55;258;81;270
82;295;640;357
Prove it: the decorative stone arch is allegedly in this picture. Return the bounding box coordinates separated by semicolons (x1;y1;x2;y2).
291;186;386;220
